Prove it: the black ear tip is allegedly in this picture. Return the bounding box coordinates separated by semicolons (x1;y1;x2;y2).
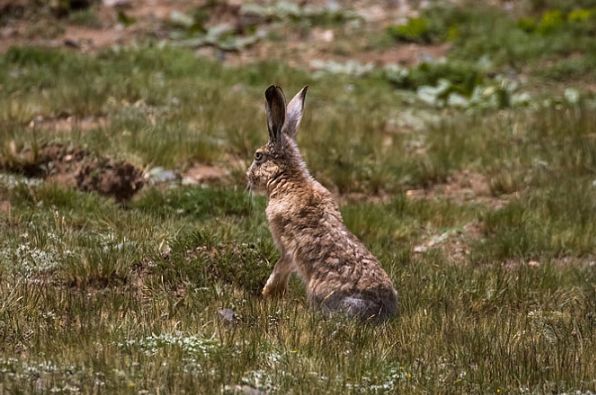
301;85;309;98
265;85;284;100
265;85;287;108
265;85;276;95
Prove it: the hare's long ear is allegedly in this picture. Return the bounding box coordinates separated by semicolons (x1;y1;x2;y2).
265;85;286;144
284;86;308;139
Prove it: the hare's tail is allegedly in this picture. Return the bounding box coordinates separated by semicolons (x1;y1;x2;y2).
318;290;398;323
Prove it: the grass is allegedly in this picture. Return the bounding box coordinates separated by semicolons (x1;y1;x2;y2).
0;1;595;393
386;2;596;83
0;183;594;393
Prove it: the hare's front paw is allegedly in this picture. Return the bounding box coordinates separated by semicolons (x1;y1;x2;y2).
261;278;286;298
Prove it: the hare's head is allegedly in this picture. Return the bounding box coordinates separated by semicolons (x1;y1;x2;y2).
247;85;309;194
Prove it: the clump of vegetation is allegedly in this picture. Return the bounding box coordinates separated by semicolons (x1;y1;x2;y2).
386;6;471;45
387;61;483;94
387;17;434;43
49;0;97;17
518;7;596;34
67;7;101;27
385;61;532;109
241;2;358;26
439;5;596;79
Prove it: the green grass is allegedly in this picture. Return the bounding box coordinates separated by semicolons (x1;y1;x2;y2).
1;2;596;391
0;181;594;393
385;2;596;83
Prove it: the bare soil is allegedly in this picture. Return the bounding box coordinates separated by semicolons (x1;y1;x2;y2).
0;0;445;69
406;170;510;208
0;200;11;214
182;163;230;184
413;220;485;264
30;114;109;133
1;142;144;201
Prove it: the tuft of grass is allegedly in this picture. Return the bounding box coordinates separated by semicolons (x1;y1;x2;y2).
67;8;102;28
473;181;596;261
412;3;596;80
387;17;434;43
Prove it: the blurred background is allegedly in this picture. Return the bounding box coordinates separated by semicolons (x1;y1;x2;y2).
1;0;594;193
2;0;595;73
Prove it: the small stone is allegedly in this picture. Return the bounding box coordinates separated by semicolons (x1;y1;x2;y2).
169;10;194;29
528;260;540;268
313;29;334;42
223;385;265;395
564;88;580;104
413;245;427;253
218;308;239;325
64;38;81;48
145;167;178;183
405;189;424;199
103;0;131;7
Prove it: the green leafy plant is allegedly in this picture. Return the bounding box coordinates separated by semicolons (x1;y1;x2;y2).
387;17;433;43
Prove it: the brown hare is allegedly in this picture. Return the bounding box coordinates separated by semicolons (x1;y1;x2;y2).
247;85;398;322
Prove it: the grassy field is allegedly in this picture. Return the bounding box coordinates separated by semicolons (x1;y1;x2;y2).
0;1;595;394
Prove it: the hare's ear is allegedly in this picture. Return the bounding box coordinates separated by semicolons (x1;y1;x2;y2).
265;85;286;144
284;86;308;139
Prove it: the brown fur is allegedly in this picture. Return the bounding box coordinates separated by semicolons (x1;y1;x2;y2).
247;85;398;322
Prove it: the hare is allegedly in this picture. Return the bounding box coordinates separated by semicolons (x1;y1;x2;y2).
247;85;398;322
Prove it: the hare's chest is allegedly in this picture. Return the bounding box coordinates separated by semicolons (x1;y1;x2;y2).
266;199;293;228
265;198;300;245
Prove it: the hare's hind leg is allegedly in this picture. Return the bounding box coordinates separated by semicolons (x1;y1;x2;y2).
339;297;384;321
262;254;294;297
319;293;393;322
340;295;397;322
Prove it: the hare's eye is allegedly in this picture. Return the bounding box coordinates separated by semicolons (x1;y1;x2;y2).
254;152;264;162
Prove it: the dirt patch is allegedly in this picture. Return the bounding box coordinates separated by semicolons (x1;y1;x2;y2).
353;43;451;67
126;1;184;20
182;163;230;185
30;114;109;133
414;221;485;264
61;25;127;51
0;200;11;214
503;256;596;270
340;192;392;205
406;170;509;208
76;156;144;200
1;142;144;201
0;0;451;70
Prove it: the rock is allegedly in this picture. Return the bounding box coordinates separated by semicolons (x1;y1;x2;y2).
223;385;265;395
414;230;452;253
103;0;131;8
64;38;81;48
413;244;427;253
313;28;334;43
145;167;178;183
528;260;540;268
564;88;580;104
169;10;194;29
218;308;239;325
